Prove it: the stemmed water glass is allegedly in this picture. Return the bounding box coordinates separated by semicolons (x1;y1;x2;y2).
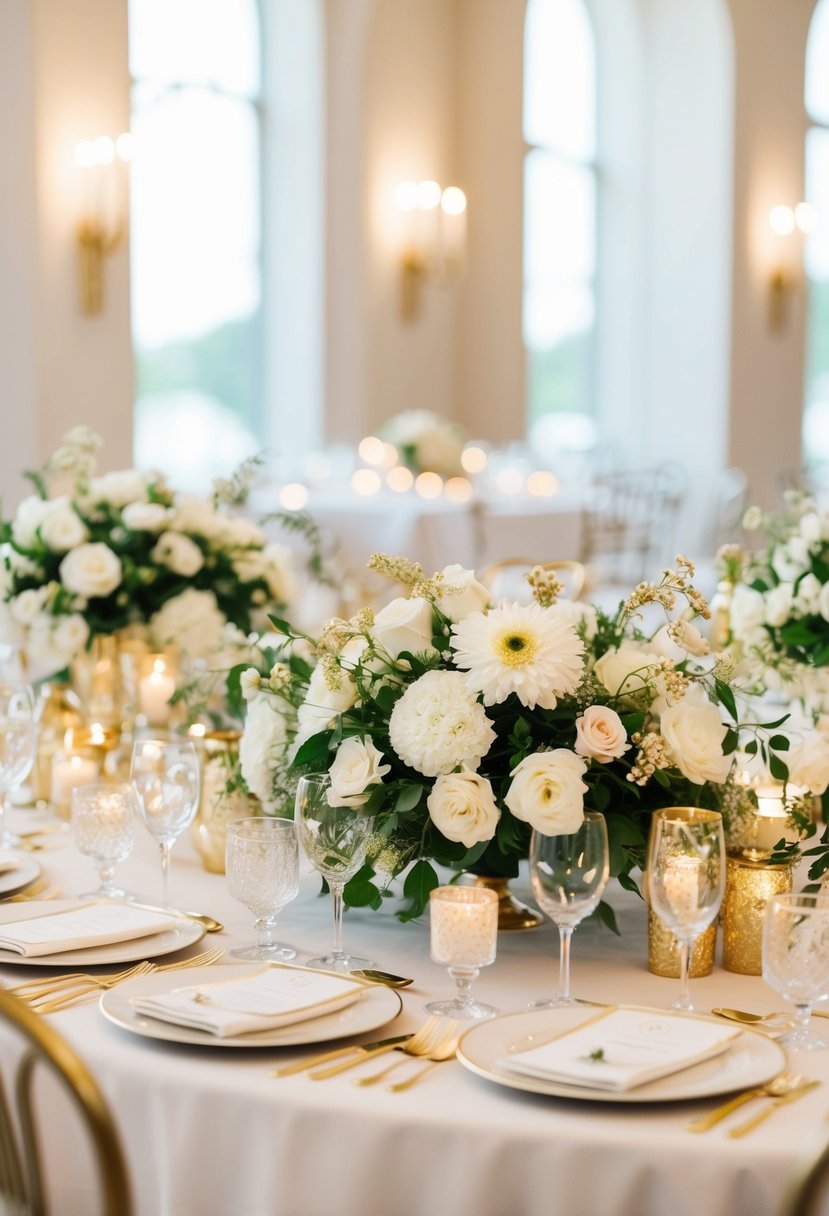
226;818;300;960
647;807;725;1011
130;738;200;909
294;773;374;972
71;783;134;899
0;680;36;848
529;812;610;1008
763;892;829;1051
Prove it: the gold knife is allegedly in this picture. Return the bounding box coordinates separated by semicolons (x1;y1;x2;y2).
270;1035;412;1078
727;1080;821;1138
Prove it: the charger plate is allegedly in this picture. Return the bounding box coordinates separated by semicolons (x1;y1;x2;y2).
457;1004;786;1104
100;964;403;1048
0;857;41;898
0;900;204;967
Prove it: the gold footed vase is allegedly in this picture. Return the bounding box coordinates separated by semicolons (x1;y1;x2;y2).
462;875;543;931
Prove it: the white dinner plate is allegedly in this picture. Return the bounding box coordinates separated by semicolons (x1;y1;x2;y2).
0;901;205;967
0;856;41;898
457;1005;787;1104
100;965;404;1048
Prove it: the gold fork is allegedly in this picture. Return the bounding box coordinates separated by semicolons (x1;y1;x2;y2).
355;1019;460;1088
686;1072;805;1132
308;1016;450;1080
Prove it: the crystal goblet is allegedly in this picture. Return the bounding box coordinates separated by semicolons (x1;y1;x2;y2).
226;817;299;961
71;782;134;900
0;680;36;848
763;892;829;1051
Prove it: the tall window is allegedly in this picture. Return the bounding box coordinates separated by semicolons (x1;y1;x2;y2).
523;0;597;431
804;0;829;466
129;0;263;488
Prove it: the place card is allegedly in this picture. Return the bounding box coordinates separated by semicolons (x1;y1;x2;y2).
0;904;177;957
131;966;367;1037
499;1007;742;1092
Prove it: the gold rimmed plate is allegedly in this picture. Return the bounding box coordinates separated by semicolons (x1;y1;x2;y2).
457;1005;786;1104
0;857;42;899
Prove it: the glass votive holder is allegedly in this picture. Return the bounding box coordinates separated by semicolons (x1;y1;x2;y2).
50;748;101;819
425;885;498;1020
136;652;179;727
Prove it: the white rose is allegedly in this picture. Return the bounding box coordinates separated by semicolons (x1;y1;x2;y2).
171;496;223;540
52;613;90;659
730;585;767;636
659;696;731;784
371;596;435;659
59;543;122;598
574;705;629;764
293;663;360;755
11;496;51;548
434;565;491;622
88;470;148;508
151;532;204;577
240;668;261;701
239;693;289;803
795;573;822;616
594;640;660;698
122;501;169;533
772;540;809;583
504;749;587;835
327;736;391;808
150;588;226;659
765;584;793;628
39;499;88;552
788;732;829;796
219;516;266;547
427;771;501;847
10;587;49;625
800;511;823;544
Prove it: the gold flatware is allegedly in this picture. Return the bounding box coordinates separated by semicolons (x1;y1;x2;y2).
350;969;414;988
309;1017;450;1081
727;1079;821;1138
125;900;224;933
687;1073;805;1133
712;1006;829;1024
0;879;49;904
270;1034;414;1078
356;1020;460;1090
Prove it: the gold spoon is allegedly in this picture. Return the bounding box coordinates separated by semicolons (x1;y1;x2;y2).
713;1007;829;1023
350;969;414;988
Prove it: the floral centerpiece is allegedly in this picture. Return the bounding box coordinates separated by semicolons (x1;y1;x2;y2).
239;552;814;923
380;410;467;478
0;427;303;678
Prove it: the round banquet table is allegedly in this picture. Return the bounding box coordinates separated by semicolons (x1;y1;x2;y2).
1;810;828;1216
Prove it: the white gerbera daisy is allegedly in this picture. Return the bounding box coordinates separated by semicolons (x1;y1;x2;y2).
450;601;584;710
388;669;496;777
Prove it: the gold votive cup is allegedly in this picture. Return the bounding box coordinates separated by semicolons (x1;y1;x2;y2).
647;908;716;977
721;854;793;975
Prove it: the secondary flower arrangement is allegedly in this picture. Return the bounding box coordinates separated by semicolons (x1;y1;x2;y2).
721;496;829;708
380;410;467;478
241;552;810;922
0;427;302;678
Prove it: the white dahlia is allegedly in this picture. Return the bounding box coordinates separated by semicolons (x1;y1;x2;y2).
388;669;495;777
450;602;584;710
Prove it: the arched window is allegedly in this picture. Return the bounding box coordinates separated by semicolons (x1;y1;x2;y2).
803;0;829;465
523;0;597;434
129;0;263;488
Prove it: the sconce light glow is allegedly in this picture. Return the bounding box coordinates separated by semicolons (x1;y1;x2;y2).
461;445;488;474
444;477;473;503
387;465;414;493
769;205;796;236
417;180;442;210
93;135;115;166
414;471;443;499
395;180;419;212
74;140;97;169
352;469;382;496
278;482;309;511
795;202;818;234
526;470;559;497
115;132;134;163
441;187;467;217
358;436;387;466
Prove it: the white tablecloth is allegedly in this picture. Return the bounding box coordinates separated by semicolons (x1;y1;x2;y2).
1;812;827;1216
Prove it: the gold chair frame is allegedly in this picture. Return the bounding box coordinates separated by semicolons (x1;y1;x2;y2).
479;558;586;601
0;988;132;1215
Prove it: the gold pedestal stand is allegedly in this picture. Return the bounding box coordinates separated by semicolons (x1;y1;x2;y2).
462;875;543;931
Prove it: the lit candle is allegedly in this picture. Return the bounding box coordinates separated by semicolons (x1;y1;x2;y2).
662;855;702;921
138;658;176;726
50;752;99;815
430;886;498;968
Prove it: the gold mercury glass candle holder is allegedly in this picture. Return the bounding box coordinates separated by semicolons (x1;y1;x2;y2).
646;807;720;978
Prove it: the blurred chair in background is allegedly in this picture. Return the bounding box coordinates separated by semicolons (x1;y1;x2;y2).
480;559;586;604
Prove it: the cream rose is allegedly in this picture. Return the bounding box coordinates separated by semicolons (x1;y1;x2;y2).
371;596;435;659
122;501;169;533
659;695;731;784
88;470;148;508
293;663;360;755
504;749;587;835
327;737;391;808
59;543;122;598
594;640;660;698
39;499;88;552
574;705;629;764
11;495;51;548
788;732;829;796
151;531;205;577
10;587;49;625
427;771;501;847
434;565;491;623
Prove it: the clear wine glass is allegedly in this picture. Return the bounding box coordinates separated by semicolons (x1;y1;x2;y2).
294;773;374;973
529;812;610;1008
226;817;300;961
130;738;200;909
647;807;725;1011
71;782;134;899
0;681;36;848
425;885;499;1020
763;892;829;1051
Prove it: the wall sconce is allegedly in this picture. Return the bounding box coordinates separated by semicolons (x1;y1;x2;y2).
767;201;818;332
394;179;467;323
73;132;132;315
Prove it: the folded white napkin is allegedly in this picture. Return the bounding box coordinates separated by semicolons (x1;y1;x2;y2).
131;966;366;1038
0;904;178;957
499;1008;742;1092
0;850;20;875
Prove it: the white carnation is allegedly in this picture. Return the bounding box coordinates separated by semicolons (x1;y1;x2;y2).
388;669;495;777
